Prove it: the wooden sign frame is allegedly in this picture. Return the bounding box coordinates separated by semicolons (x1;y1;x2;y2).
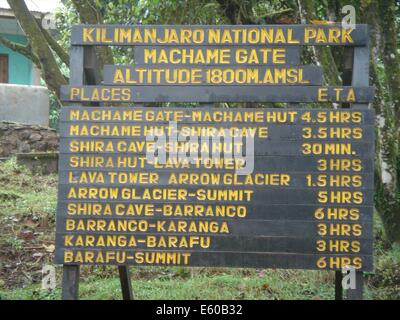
60;24;372;301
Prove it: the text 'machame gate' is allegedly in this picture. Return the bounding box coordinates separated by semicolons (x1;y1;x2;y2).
57;24;374;271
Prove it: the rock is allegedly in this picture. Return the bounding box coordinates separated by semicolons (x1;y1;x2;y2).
6;134;19;146
29;133;42;141
32;141;47;151
18;142;31;153
19;129;32;140
40;132;56;140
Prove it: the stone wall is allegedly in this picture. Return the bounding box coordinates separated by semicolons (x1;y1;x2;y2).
0;122;59;157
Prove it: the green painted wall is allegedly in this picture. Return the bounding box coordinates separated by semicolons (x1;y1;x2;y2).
0;34;33;85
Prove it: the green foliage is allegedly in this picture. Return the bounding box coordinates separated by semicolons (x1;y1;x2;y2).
0;159;57;218
0;268;337;300
49;91;61;129
368;245;400;299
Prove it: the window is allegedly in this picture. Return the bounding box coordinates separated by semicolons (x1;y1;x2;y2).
0;55;9;83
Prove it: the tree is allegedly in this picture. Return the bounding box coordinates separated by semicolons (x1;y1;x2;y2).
3;0;68;97
361;0;400;244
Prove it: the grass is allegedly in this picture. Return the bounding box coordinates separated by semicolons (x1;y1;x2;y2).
1;268;336;300
0;158;398;300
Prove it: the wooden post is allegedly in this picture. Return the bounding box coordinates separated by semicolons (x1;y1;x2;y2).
345;42;370;300
118;266;134;300
331;46;354;301
61;45;84;300
335;271;343;300
62;265;80;300
347;271;364;300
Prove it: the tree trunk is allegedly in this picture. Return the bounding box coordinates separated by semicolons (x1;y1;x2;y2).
216;0;255;24
297;0;341;86
0;35;40;67
71;0;114;71
7;0;67;97
375;0;400;244
379;1;400;123
361;0;400;244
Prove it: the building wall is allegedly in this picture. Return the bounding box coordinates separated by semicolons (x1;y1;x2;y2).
0;15;49;128
0;84;49;126
0;33;33;85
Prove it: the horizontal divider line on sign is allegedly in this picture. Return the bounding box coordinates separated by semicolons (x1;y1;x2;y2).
56;215;373;223
60;169;375;174
57;216;372;226
57;200;373;208
55;231;374;239
56;201;375;207
58;162;375;171
56;245;372;253
59;154;375;158
59;140;375;146
60;106;376;111
59;155;375;159
58;153;375;159
56;200;375;205
59;167;375;173
105;64;318;67
58;138;375;144
57;251;374;256
54;247;372;258
56;216;373;222
58;183;375;191
97;84;326;87
122;63;304;67
55;247;373;256
56;199;374;206
57;249;374;255
56;248;374;255
121;63;305;67
59;122;376;127
55;216;373;225
131;45;304;48
54;231;375;238
58;170;376;175
59;151;374;158
57;185;375;192
55;215;373;222
56;217;373;223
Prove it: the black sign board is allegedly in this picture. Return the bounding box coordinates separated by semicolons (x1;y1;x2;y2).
56;107;374;271
58;23;374;300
